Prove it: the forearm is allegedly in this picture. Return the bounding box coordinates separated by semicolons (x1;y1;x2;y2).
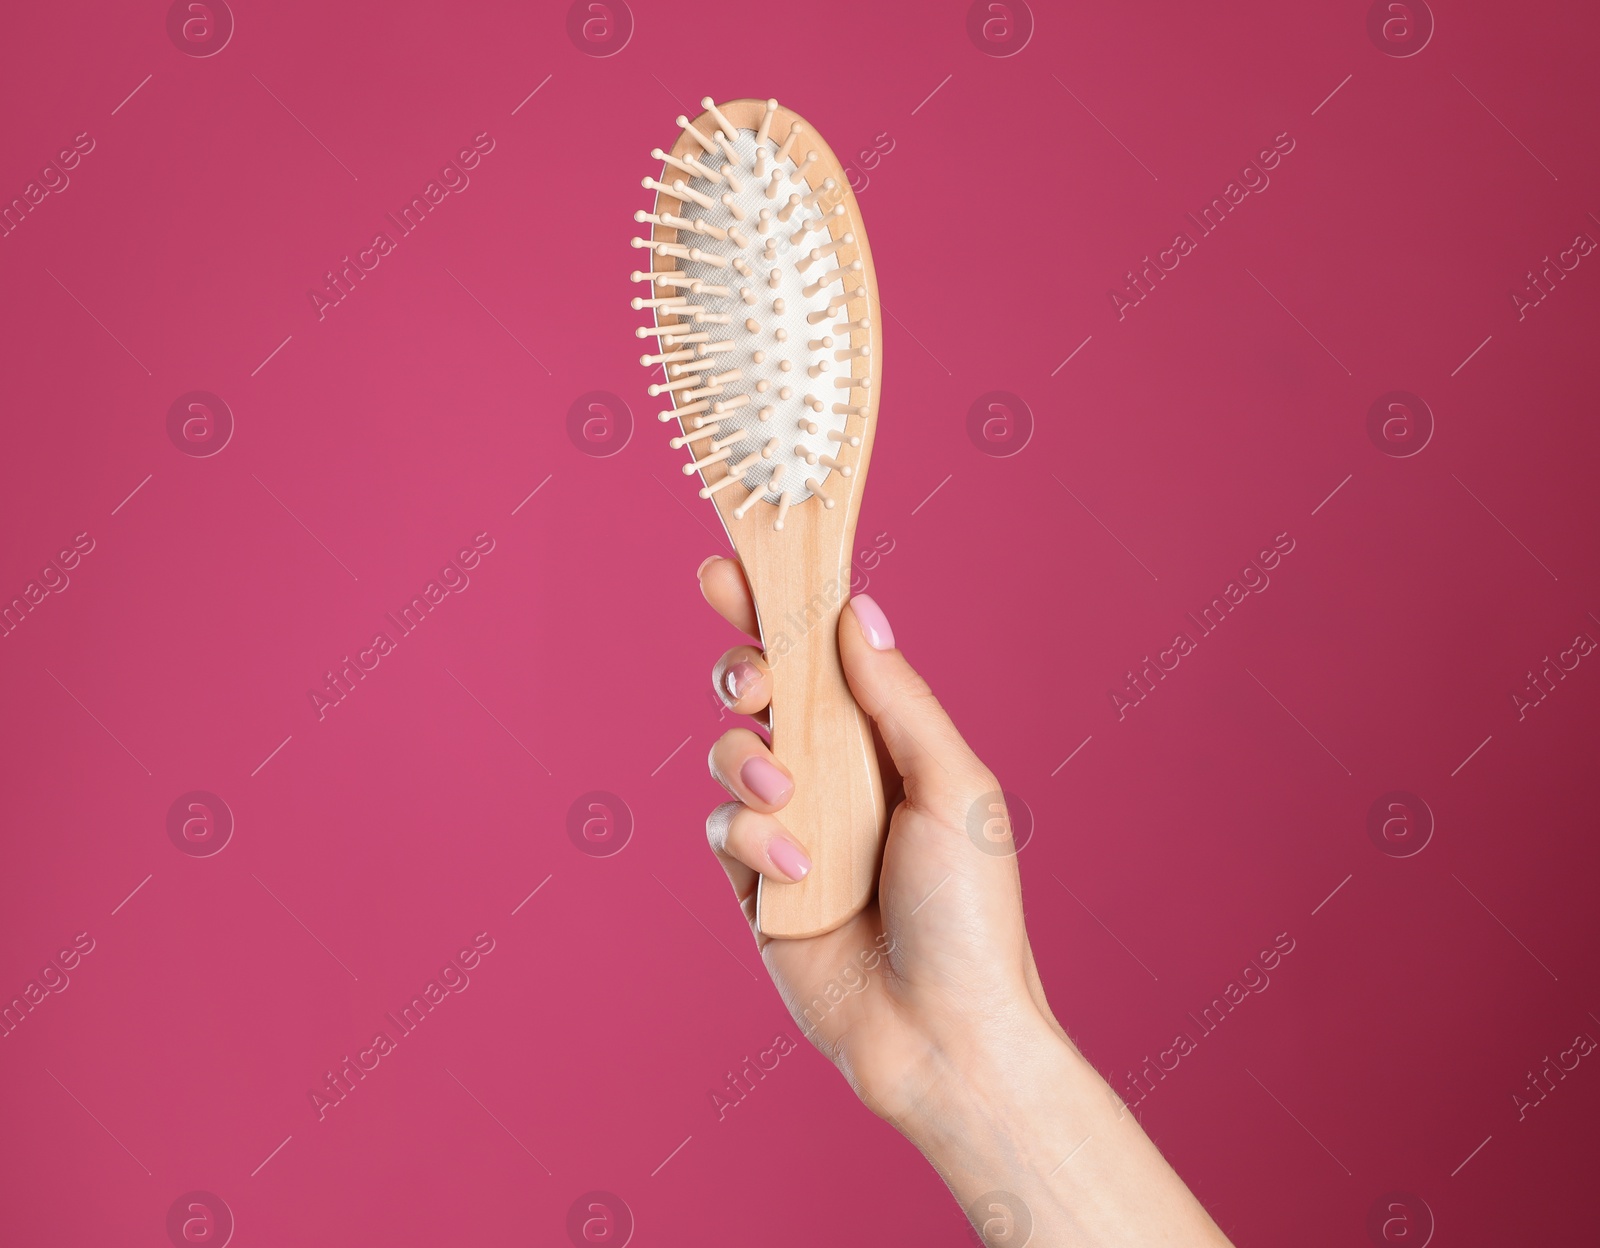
901;1015;1233;1247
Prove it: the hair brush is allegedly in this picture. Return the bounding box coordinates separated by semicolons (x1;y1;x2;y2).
629;97;886;939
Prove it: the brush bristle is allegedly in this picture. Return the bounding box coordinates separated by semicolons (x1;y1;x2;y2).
630;99;871;527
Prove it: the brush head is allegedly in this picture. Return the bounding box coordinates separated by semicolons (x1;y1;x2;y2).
630;99;878;529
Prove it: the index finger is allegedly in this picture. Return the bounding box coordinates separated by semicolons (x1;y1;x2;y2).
697;555;759;637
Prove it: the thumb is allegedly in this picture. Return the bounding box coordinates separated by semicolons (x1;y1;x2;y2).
838;594;991;810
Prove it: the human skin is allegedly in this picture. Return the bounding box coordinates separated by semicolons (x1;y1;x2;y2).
698;556;1234;1246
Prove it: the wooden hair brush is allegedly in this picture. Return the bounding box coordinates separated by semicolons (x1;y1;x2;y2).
629;97;886;938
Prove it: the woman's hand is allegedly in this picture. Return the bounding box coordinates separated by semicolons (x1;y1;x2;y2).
698;557;1232;1247
698;556;1056;1119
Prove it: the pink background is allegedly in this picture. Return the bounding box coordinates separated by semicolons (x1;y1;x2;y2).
2;1;1597;1244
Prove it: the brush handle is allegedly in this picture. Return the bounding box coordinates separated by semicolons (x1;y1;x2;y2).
749;563;887;938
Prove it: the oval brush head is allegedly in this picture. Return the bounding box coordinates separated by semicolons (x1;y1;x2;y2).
632;98;873;519
629;98;887;938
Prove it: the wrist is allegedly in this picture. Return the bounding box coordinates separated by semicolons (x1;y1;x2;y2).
889;1005;1234;1248
898;1005;1105;1184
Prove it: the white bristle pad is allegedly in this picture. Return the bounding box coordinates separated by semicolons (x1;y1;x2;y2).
648;127;866;505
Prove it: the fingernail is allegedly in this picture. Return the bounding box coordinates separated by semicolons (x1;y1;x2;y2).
722;660;761;705
696;555;719;578
741;756;794;805
850;594;895;650
766;835;812;881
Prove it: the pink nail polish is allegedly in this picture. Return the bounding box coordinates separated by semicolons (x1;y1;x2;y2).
850;594;895;650
741;756;793;805
766;836;812;881
722;660;761;705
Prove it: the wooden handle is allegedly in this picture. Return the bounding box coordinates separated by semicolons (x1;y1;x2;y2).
752;565;887;938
